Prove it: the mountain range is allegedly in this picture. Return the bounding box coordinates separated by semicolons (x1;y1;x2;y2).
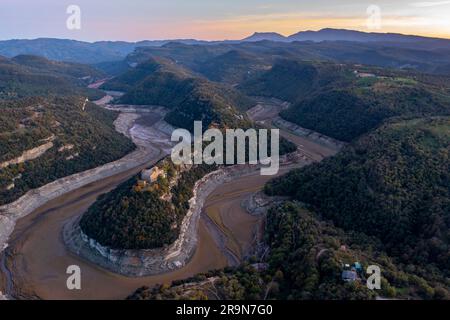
245;28;450;48
1;29;449;64
0;54;104;99
1;28;450;300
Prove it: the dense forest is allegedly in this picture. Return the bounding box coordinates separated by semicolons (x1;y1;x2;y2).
0;55;105;100
239;59;350;103
192;50;270;85
2;36;449;300
265;118;450;286
80;161;216;249
10;55;106;79
130;202;449;300
0;96;135;205
79;131;295;250
279;69;450;142
102;57;254;131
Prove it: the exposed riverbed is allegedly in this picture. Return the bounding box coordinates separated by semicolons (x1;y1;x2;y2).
0;98;341;299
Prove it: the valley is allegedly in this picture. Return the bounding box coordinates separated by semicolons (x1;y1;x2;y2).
0;26;449;301
0;96;337;299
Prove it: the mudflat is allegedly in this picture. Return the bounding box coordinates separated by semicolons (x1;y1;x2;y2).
0;99;339;299
1;162;228;300
1;166;296;299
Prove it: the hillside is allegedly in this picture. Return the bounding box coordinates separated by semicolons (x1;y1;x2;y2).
1;30;450;75
265;117;450;282
130;202;449;300
279;67;450;141
0;96;135;205
101;56;193;92
0;55;105;100
0;39;135;64
125;40;450;78
193;50;270;84
103;57;254;131
0;38;209;64
80;160;215;249
239;59;351;102
11;55;105;79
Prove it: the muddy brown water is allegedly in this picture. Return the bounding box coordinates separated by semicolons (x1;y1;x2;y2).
0;113;337;299
0;167;294;300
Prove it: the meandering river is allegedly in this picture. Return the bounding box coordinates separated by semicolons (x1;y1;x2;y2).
0;98;340;299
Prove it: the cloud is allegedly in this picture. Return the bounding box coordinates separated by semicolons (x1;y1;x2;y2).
410;1;450;7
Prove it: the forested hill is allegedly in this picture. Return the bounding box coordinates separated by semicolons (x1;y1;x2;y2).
239;59;350;102
80;161;215;249
100;56;193;92
125;40;450;78
279;67;450;142
102;57;254;131
0;96;135;205
192;50;270;84
127;118;450;300
0;55;105;100
101;43;450;139
11;55;105;79
265;117;450;282
130;201;450;300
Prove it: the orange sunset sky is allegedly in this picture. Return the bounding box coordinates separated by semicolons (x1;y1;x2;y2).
1;0;449;41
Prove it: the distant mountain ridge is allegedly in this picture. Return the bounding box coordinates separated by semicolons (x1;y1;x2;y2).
243;28;450;48
0;54;104;99
102;56;254;131
243;32;286;42
1;29;449;64
0;38;211;64
287;28;450;45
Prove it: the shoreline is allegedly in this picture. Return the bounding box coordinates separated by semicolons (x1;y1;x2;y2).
0;95;342;298
63;150;311;277
0;106;171;257
63;167;231;277
273;117;347;151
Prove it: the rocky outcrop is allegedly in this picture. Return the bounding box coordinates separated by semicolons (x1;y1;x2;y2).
0;109;169;254
242;191;287;216
273;117;346;150
58;144;74;152
0;290;9;300
63;164;271;276
64;168;228;276
63;146;309;277
0;135;55;169
0;215;14;251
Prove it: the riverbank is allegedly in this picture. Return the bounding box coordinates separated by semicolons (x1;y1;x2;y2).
0;95;180;254
0;97;342;298
273;117;346;151
63;144;310;277
63;167;237;276
0;111;163;257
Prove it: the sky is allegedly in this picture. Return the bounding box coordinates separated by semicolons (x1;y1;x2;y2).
1;0;450;42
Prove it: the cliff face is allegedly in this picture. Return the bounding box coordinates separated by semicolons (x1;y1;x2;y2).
65;146;312;277
0;107;163;256
0;96;136;206
64;167;238;276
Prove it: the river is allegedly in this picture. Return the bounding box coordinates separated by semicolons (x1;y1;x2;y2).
0;98;340;299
